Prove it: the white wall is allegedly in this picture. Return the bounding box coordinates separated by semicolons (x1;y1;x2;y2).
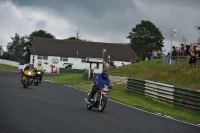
0;59;19;68
30;55;96;73
30;55;131;73
113;60;131;67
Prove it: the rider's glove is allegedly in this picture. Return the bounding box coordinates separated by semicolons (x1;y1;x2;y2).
100;84;104;88
95;82;99;85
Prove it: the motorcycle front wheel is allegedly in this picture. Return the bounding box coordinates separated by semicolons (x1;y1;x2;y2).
98;97;107;112
25;77;30;88
87;104;92;110
34;78;39;86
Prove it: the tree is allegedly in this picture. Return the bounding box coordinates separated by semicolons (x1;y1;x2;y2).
25;30;55;62
6;33;26;62
64;37;93;42
64;29;81;41
127;20;165;60
0;45;3;57
65;37;79;40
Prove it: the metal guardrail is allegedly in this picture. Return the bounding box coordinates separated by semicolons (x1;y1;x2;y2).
127;78;200;112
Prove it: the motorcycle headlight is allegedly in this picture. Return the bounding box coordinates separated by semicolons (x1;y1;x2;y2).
28;71;32;76
38;72;41;74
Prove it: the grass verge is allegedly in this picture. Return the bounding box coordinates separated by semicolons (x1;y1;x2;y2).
0;64;19;71
44;73;200;124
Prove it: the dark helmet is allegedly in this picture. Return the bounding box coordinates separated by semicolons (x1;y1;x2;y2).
101;70;109;79
29;63;33;67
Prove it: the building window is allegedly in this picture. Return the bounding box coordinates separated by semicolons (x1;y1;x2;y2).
81;59;86;63
37;55;48;60
37;56;42;60
61;57;68;62
65;65;72;69
43;56;48;60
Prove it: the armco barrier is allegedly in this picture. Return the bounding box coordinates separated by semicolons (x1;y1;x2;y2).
127;78;200;111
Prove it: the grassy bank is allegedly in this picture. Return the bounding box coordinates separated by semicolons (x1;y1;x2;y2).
44;73;200;124
107;59;200;90
0;64;18;71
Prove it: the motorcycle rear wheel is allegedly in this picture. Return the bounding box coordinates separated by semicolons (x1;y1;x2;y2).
98;97;107;112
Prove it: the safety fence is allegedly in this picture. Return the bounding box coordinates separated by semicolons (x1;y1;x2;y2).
127;78;200;112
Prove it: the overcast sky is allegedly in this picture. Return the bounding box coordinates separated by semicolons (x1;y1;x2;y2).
0;0;200;52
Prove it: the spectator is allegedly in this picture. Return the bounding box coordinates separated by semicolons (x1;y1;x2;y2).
163;50;168;66
164;50;168;57
147;52;151;60
189;46;199;67
175;47;179;52
122;63;125;66
185;44;190;56
145;56;148;61
178;47;181;56
110;59;114;66
130;59;134;64
181;44;185;56
189;43;194;53
110;59;116;68
171;46;177;65
153;50;158;59
160;50;164;58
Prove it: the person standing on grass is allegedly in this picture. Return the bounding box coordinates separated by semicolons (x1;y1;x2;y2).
181;44;185;56
163;50;168;66
189;46;199;67
171;46;177;65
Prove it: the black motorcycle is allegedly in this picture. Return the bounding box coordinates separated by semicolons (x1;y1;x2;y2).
34;70;43;86
84;84;112;112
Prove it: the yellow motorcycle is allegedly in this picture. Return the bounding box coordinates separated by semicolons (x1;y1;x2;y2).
21;69;37;88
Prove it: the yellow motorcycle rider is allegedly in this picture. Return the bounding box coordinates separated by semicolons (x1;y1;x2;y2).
34;61;44;84
21;63;36;81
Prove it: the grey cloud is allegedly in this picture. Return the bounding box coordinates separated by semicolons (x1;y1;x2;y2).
8;0;200;51
11;0;138;42
11;0;136;18
140;0;200;7
35;20;47;29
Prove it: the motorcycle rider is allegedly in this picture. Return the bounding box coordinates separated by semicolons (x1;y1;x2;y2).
88;70;112;102
34;61;44;84
24;63;35;71
21;63;36;82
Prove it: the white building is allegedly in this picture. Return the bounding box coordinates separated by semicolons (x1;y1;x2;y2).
31;38;138;76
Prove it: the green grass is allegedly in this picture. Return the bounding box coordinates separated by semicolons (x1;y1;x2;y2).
44;73;200;124
0;64;19;71
107;59;200;90
44;73;92;85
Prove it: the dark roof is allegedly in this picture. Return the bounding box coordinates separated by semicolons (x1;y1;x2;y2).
31;38;138;62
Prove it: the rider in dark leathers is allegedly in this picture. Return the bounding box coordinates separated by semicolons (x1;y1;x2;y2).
88;70;112;102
